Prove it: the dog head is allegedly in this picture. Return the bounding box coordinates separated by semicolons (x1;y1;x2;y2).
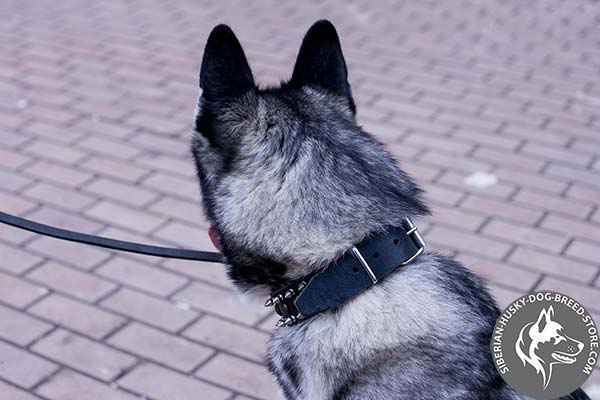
191;21;428;296
515;306;584;388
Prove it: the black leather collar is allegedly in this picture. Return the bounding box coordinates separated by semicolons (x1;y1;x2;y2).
265;218;425;327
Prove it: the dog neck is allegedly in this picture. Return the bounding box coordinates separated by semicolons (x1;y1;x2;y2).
264;218;425;327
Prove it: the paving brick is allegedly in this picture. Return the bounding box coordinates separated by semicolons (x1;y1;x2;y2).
24;140;87;164
26;236;111;270
566;184;600;204
72;119;137;140
0;129;30;148
513;189;593;219
83;177;158;207
521;142;592;168
419;150;492;173
37;369;138;400
426;225;512;260
421;183;465;207
0;304;53;346
149;196;207;223
473;147;546;172
173;282;271;326
451;128;521;150
0;340;59;388
141;172;199;201
29;294;125;339
125;113;189;135
494;168;567;195
398;161;442;182
425;205;485;232
0;169;32;192
96;256;187;296
135;154;197;179
545;164;600;188
24;160;93;187
460;194;542;225
540;213;600;242
21;105;76;125
153;221;211;249
0;380;41;400
161;259;232;289
402;132;473;155
565;240;600;266
27;261;116;301
101;288;198;332
108;322;213;372
76;136;141;159
129;132;190;156
32;329;137;382
80;156;149;182
183;316;269;363
509;247;598;284
197;353;278;400
21;121;83;144
482;219;569;253
457;254;540;292
0;148;30;170
0;271;48;308
23;182;96;212
119;363;231;400
85;201;165;233
0;241;43;274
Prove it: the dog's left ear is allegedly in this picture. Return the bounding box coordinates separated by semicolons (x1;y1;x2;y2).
290;20;355;113
535;307;553;333
200;24;255;101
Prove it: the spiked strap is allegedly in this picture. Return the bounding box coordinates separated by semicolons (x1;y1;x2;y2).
265;218;425;327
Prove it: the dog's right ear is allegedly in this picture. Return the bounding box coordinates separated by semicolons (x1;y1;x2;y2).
200;25;255;101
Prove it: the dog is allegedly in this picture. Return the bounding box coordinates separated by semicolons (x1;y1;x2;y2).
516;306;584;390
190;20;590;399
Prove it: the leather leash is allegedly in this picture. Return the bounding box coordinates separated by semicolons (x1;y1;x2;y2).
0;211;225;264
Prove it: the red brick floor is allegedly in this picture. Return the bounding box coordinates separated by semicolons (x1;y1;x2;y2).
1;0;599;399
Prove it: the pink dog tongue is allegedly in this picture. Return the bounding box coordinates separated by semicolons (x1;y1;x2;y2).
208;224;221;251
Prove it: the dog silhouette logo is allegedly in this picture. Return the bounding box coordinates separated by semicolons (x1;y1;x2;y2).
491;291;598;399
515;306;584;389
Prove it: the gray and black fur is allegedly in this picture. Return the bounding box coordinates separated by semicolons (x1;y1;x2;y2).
191;20;589;400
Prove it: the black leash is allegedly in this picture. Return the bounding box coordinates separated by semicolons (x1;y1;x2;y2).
0;211;225;264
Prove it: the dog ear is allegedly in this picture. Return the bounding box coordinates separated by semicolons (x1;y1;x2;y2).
535;307;551;333
290;20;354;111
200;25;255;100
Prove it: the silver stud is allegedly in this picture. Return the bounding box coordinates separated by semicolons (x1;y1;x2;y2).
264;298;274;307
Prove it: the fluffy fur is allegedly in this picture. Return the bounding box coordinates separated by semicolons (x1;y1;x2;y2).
190;20;589;400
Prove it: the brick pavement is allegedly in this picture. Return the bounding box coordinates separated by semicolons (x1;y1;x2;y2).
0;0;599;398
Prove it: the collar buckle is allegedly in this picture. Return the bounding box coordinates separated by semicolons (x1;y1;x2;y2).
265;281;307;327
400;217;425;265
